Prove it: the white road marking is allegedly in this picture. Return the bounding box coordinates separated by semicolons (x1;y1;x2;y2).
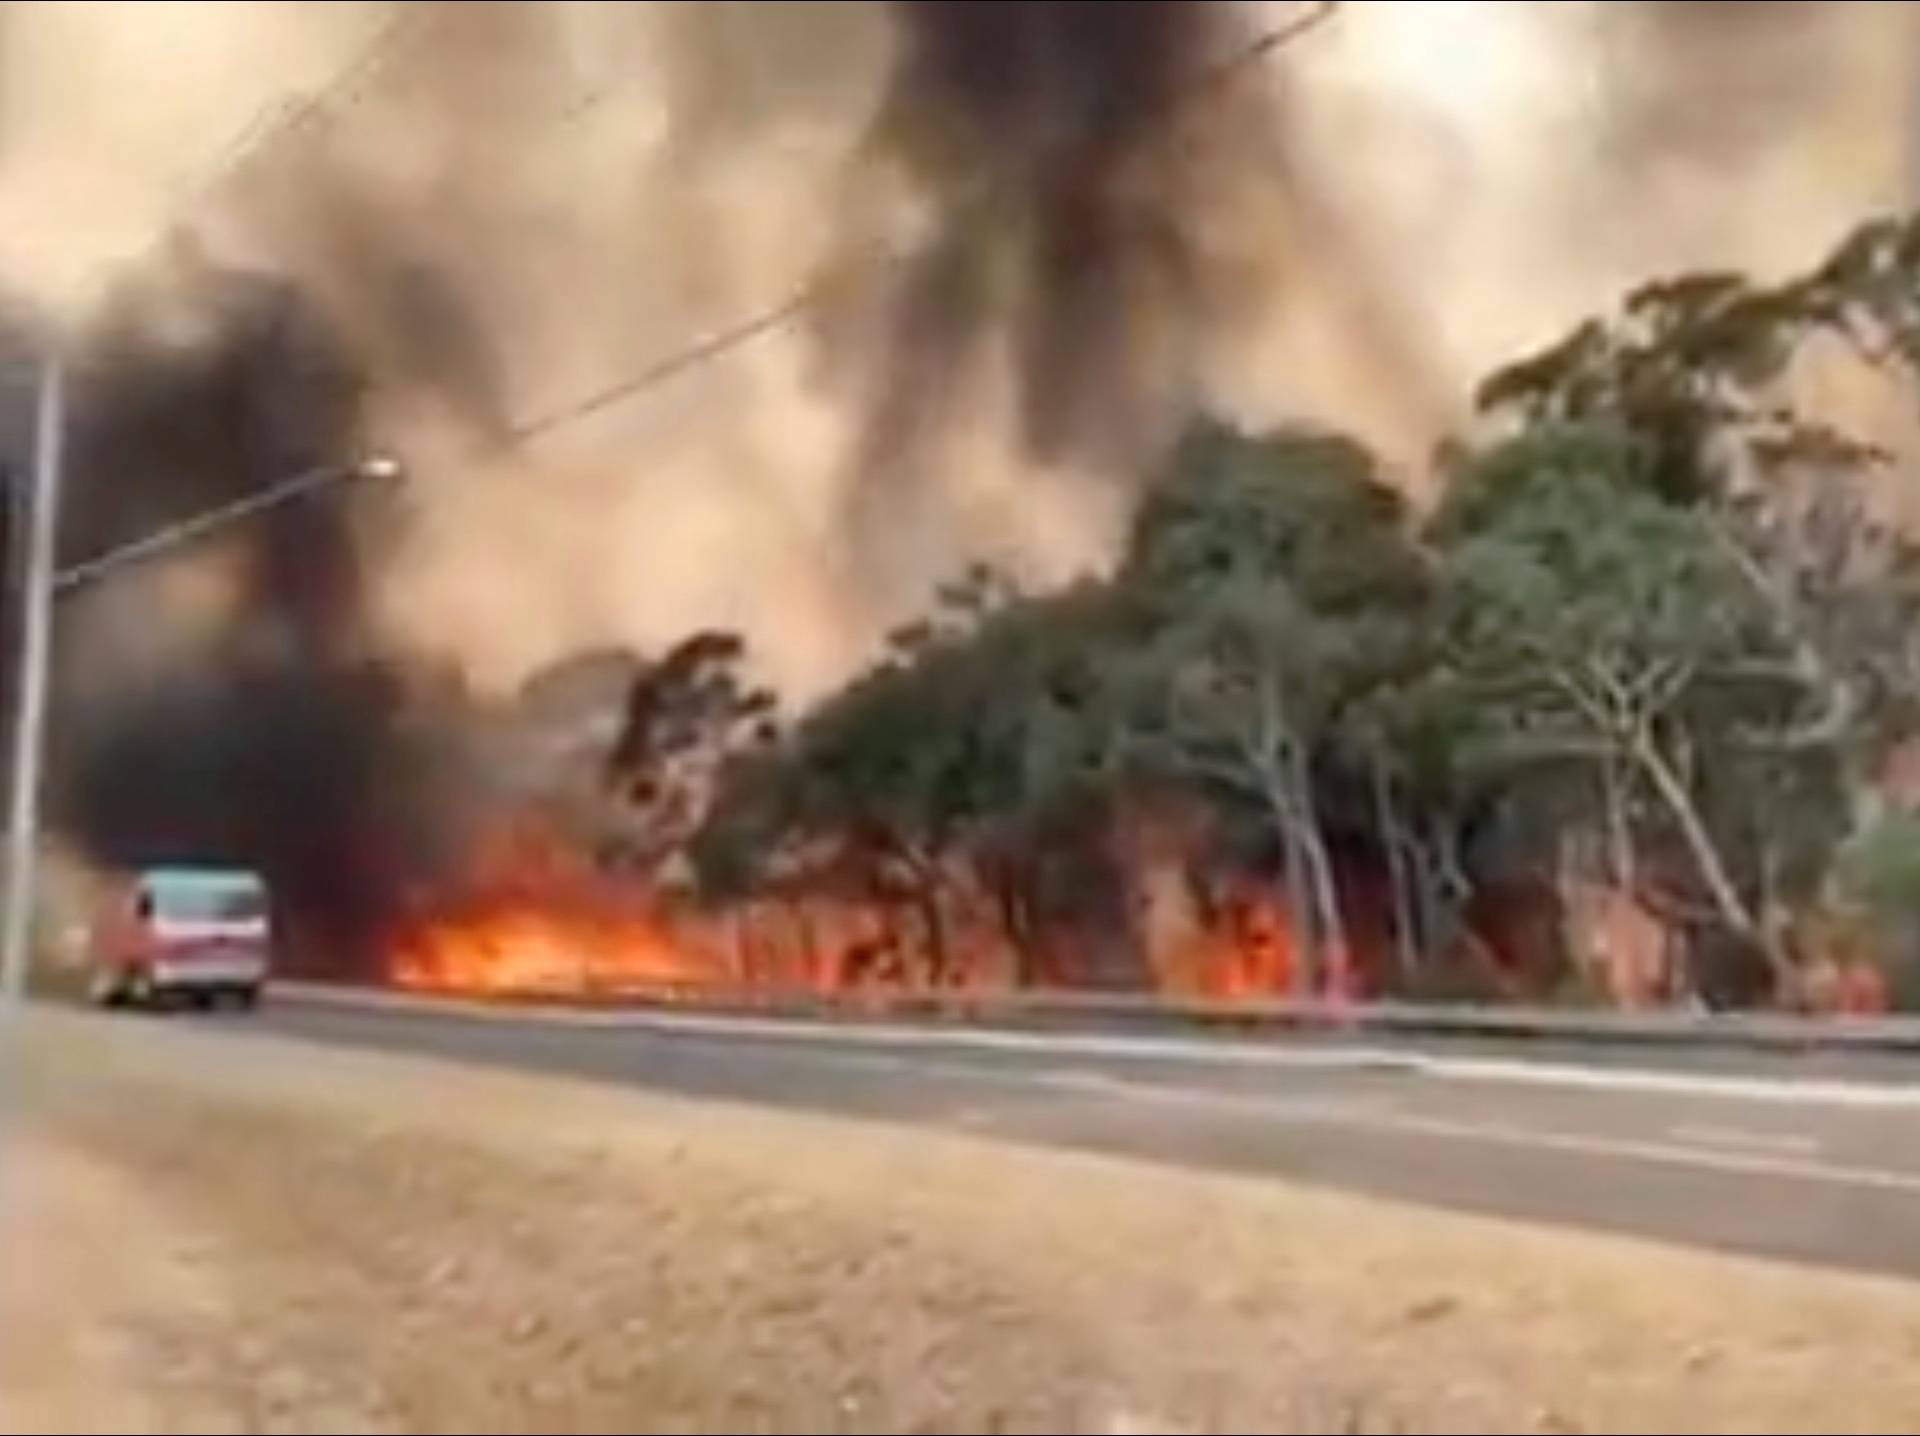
1041;1067;1394;1122
1354;1109;1920;1196
1044;1070;1920;1195
260;988;1920;1193
281;984;1415;1070
779;1048;920;1076
780;1051;1920;1195
758;1053;1912;1194
1416;1055;1920;1110
277;983;1920;1110
1668;1124;1821;1157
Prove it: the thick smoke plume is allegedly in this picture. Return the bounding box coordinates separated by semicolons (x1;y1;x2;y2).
810;2;1354;576
0;1;1916;969
42;262;450;973
10;1;1911;683
839;2;1278;470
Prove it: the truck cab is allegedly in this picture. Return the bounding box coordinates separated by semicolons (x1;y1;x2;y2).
88;867;271;1010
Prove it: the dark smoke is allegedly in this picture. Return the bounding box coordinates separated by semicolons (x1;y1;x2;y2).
46;257;442;976
63;252;362;622
58;664;430;978
839;1;1265;476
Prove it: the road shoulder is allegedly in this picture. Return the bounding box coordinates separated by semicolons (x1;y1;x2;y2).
7;1009;1920;1433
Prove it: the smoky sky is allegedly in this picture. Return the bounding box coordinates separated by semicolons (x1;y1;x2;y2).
1604;1;1850;166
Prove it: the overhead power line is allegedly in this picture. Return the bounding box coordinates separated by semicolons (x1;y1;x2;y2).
502;0;1342;445
187;6;425;203
506;287;823;444
74;0;1340;452
37;6;428;581
78;3;430;312
55;0;1341;532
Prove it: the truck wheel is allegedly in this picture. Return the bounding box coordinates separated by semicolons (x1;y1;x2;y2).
213;985;258;1012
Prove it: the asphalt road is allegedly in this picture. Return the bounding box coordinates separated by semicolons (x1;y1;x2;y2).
231;988;1920;1278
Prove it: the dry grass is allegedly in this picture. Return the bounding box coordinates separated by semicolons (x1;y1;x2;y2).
5;1009;1920;1433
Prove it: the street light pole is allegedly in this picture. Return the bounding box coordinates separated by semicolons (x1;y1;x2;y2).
0;385;394;1005
51;454;400;594
0;359;63;1004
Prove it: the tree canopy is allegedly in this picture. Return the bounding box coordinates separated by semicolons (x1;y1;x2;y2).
675;209;1920;1009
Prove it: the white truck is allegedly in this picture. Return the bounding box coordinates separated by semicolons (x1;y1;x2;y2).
88;867;271;1010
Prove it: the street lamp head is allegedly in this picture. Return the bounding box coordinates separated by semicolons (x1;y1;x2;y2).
357;454;402;482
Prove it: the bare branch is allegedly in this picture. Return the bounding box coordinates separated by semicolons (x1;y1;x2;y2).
1547;666;1618;735
1734;681;1860;753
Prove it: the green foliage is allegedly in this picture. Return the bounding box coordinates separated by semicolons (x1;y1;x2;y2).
1127;422;1423;614
1834;810;1920;1006
1428;424;1860;981
1428;423;1658;545
1102;429;1429;834
685;209;1920;1006
1438;433;1767;714
690;571;1130;903
608;632;775;782
1473;218;1920;500
599;631;776;875
1838;810;1920;916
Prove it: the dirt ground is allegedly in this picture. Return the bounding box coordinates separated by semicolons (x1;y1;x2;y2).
6;1012;1920;1434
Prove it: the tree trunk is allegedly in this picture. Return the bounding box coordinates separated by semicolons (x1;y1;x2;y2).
989;855;1039;986
1290;742;1349;997
1631;731;1794;997
1372;750;1419;983
791;897;824;988
1406;838;1439;967
1301;820;1348;996
917;882;947;986
1260;765;1318;997
1632;734;1753;937
888;842;950;988
1408;815;1469;967
1601;756;1635;892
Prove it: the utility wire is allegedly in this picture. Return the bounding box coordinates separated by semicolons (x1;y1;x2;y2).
78;4;430;312
506;288;823;443
191;5;427;191
502;1;1342;445
54;1;1341;551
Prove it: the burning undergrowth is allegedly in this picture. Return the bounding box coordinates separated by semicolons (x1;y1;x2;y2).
372;612;1381;1005
387;815;705;995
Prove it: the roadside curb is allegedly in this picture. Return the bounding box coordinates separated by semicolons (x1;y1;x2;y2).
265;982;1920;1108
268;979;1920;1055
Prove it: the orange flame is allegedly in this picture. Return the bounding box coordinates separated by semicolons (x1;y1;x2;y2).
388;816;719;996
391;898;704;995
387;813;1378;1001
